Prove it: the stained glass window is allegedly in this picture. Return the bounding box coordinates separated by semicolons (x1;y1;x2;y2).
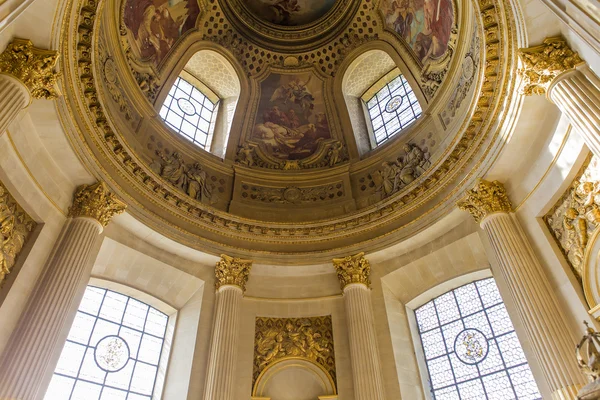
45;286;170;400
365;74;422;146
414;278;541;400
159;76;218;150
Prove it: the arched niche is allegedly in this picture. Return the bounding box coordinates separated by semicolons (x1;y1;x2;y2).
154;44;244;158
252;358;337;400
339;45;427;157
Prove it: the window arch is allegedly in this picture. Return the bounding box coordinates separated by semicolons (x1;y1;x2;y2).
45;286;171;399
414;277;541;400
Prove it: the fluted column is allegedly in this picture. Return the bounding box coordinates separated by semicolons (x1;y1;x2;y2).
203;254;252;400
0;38;59;134
518;36;600;157
458;180;587;399
333;252;385;400
0;182;125;399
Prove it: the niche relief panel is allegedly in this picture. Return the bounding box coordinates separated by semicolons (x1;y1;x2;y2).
0;182;36;286
545;154;600;280
253;316;337;392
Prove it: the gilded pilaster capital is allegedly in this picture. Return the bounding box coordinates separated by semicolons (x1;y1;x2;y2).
333;252;371;290
215;254;252;292
518;36;584;96
0;38;59;100
457;179;512;223
68;182;126;227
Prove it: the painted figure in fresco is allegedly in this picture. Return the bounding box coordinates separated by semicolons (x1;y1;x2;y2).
251;73;331;160
244;0;336;26
124;0;200;65
270;0;301;25
383;0;453;63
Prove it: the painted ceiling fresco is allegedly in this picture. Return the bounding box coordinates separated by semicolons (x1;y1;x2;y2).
244;0;337;26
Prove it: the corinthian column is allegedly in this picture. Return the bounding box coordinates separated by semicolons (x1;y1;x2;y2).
0;182;125;400
333;252;385;400
458;179;587;399
518;37;600;157
0;38;59;134
204;254;252;400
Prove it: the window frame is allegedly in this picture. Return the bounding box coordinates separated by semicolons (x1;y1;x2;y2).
408;276;541;400
361;68;423;148
46;283;177;400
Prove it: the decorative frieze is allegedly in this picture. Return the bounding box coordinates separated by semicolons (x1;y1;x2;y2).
214;254;252;292
333;252;371;289
240;182;344;204
0;182;36;285
68;182;127;227
253;316;336;388
457;179;512;223
518;36;584;96
0;38;59;99
544;155;599;279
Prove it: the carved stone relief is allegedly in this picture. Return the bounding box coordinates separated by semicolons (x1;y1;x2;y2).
0;182;36;285
545;155;600;279
240;182;344;204
253;316;336;389
360;143;431;199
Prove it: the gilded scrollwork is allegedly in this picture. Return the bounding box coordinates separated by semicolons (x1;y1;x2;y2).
457;179;512;223
0;38;59;99
0;182;36;285
240;183;344;204
253;316;336;388
215;254;252;291
68;182;127;227
545;155;600;279
518;36;584;96
332;252;371;289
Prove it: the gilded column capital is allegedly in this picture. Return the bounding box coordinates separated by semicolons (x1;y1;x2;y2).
68;182;126;227
457;179;512;223
0;38;59;100
518;36;584;96
215;254;252;292
333;252;371;290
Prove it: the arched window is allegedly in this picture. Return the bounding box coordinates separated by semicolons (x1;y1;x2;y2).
159;74;219;150
45;286;171;399
414;278;541;400
362;69;422;146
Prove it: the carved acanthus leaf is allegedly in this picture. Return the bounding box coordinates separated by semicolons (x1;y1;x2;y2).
457;179;512;223
68;182;127;227
518;36;584;96
332;252;371;289
0;38;59;99
215;254;252;291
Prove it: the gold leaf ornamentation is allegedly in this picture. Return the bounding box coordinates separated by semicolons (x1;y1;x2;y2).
0;182;36;285
253;316;336;390
215;254;252;291
457;179;512;223
68;182;126;227
0;38;59;99
518;36;584;96
332;252;371;289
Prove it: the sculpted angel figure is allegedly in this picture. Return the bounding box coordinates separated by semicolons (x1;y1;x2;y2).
237;144;256;167
256;331;285;369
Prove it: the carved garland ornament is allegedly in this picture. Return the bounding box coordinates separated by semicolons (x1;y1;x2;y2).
332;252;371;289
214;254;252;292
0;38;60;99
576;322;600;398
68;0;508;244
0;182;36;285
253;316;336;389
457;179;512;223
517;36;584;96
68;182;127;227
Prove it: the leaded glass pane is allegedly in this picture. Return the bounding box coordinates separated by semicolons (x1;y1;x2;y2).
159;77;218;150
415;277;541;400
365;74;422;146
46;286;169;400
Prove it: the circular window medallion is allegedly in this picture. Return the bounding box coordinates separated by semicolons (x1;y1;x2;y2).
177;98;196;116
385;95;404;113
454;329;488;365
95;335;130;372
